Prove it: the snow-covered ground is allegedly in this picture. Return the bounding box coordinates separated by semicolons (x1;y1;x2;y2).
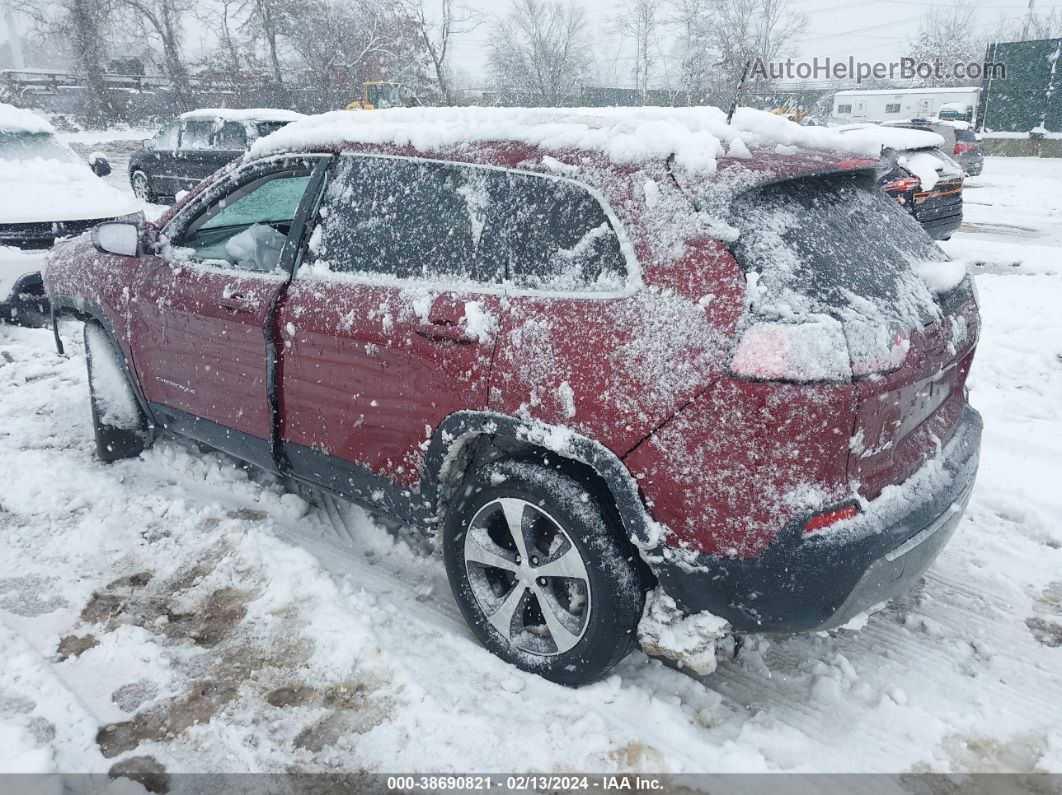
1;154;1060;777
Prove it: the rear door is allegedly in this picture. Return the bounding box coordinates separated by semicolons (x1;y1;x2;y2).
143;119;181;197
175;119;217;191
276;154;503;508
128;155;327;468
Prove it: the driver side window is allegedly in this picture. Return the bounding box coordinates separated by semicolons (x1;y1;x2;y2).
173;169;312;273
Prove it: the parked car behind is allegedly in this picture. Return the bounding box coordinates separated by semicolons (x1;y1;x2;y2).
883;118;984;176
1;102;137;326
879;146;965;240
45;109;981;686
838;124;966;241
128;108;305;204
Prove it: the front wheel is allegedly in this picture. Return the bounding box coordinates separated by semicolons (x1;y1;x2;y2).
130;170;153;203
443;457;644;686
84;323;150;462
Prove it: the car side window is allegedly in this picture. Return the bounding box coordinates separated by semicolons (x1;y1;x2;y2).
214;121;247;150
491;172;628;291
308;156;502;284
181;120;213;150
172;169;313;273
154;120;180;150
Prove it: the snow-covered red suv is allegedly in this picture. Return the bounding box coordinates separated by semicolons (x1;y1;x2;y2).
44;108;982;685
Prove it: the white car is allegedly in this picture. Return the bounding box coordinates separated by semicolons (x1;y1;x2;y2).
1;102;139;325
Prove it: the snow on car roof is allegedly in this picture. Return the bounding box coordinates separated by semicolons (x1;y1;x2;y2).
0;102;55;134
837;123;944;152
179;108;306;123
249;105;926;175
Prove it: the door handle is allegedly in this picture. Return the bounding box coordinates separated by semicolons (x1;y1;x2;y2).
219;295;256;314
415;322;475;344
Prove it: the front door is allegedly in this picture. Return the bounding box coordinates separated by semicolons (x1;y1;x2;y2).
276;154;503;512
128;155;327;468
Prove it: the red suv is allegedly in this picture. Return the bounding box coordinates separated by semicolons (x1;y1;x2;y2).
44;114;981;685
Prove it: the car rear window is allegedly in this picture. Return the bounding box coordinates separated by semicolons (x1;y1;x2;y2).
728;171;947;327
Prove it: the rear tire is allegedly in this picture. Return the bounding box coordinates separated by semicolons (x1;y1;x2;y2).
130;171;154;203
442;457;644;686
84;323;150;463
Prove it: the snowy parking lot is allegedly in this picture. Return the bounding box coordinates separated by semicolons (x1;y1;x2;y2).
1;152;1061;777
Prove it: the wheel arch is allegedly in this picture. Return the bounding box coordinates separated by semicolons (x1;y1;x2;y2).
422;411;662;552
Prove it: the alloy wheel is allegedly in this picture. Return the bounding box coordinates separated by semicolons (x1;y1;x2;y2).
463;497;591;656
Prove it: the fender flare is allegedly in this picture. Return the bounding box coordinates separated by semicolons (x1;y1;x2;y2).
421;410;660;549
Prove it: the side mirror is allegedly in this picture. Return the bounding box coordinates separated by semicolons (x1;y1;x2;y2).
143;138;155;151
92;222;140;257
89;153;112;177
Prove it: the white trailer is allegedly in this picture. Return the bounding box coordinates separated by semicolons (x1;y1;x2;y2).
832;87;981;124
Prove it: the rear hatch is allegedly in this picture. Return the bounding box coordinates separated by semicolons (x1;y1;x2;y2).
725;169;978;500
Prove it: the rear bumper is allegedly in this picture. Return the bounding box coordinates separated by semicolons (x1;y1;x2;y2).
919;211;963;240
648;405;982;633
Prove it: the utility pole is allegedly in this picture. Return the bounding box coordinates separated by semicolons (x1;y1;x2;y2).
1021;0;1035;40
3;4;25;69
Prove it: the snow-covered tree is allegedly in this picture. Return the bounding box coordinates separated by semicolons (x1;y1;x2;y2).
905;0;984;86
611;0;665;98
404;0;483;106
488;0;591;105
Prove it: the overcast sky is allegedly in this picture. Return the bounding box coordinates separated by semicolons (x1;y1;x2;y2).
1;0;1057;85
447;0;1060;86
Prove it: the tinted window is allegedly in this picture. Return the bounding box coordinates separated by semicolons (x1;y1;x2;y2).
181;120;213;150
728;171;944;315
491;172;627;291
311;156;499;284
177;170;311;272
256;121;289;139
214;121;247;150
154;120;179;149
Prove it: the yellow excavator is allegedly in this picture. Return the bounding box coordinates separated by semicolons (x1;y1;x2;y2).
345;81;419;110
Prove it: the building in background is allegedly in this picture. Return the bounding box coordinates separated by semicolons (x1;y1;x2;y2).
832;87;981;124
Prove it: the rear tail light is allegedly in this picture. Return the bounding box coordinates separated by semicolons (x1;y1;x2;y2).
954;142;975;155
732;320;910;383
731;320;851;383
804;502;861;535
884;176;920;193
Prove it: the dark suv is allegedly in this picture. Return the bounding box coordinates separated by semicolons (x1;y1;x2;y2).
883;118;984;176
45;111;982;685
128;108;304;203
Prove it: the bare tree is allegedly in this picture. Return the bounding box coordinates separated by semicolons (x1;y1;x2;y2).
405;0;482;106
13;0;115;123
612;0;664;98
670;0;804;100
245;0;288;84
488;0;590;105
279;0;425;103
114;0;195;103
670;0;714;99
906;0;983;85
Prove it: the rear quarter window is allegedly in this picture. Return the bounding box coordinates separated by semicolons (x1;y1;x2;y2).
489;172;628;292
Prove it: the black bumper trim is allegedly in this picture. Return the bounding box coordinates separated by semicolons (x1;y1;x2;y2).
648;405;982;633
